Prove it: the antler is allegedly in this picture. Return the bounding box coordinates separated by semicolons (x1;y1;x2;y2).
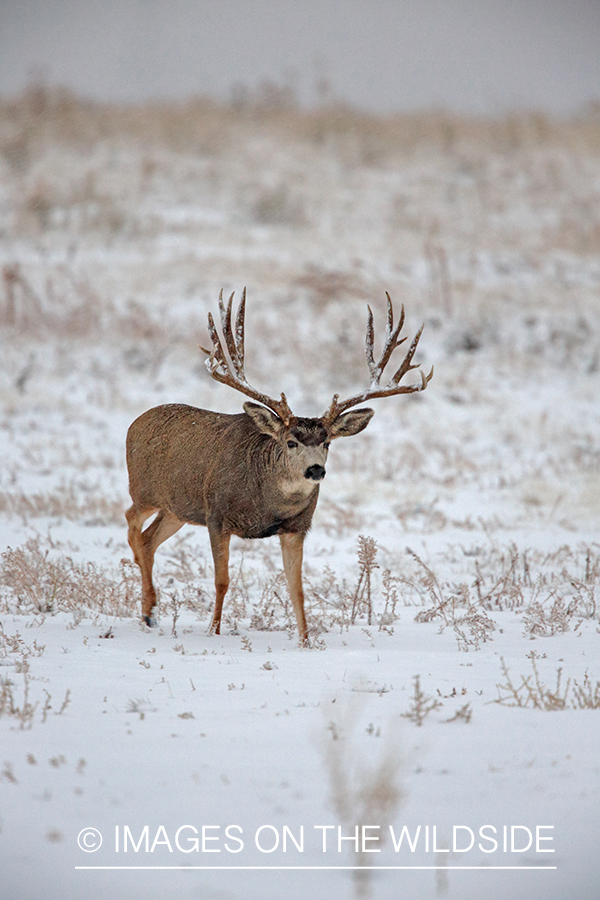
200;288;295;425
323;293;433;424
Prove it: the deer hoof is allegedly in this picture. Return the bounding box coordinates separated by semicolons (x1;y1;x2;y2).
143;615;155;627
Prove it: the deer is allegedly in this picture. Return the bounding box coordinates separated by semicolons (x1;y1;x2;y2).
125;289;432;646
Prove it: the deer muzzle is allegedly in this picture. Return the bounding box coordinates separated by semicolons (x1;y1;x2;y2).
305;464;326;481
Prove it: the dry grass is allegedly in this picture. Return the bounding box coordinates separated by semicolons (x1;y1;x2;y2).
410;551;497;650
2;532;597;660
0;650;71;730
3;85;600;168
0;487;125;525
0;263;184;344
493;654;600;711
0;538;139;616
407;543;600;633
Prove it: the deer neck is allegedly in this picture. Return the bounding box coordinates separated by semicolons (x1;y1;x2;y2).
278;473;319;502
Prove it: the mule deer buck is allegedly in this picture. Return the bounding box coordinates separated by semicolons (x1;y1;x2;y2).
126;290;432;645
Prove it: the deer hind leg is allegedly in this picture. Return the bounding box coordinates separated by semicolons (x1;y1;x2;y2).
126;506;184;625
208;527;231;635
279;532;309;647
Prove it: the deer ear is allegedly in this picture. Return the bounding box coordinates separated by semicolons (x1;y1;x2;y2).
328;408;374;439
243;402;283;436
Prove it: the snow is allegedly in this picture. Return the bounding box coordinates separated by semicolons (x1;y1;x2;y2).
1;92;600;900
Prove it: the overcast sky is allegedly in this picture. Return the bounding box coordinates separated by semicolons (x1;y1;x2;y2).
1;0;599;114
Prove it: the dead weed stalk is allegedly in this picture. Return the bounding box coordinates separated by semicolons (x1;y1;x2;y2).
321;696;406;898
493;655;600;710
401;675;443;726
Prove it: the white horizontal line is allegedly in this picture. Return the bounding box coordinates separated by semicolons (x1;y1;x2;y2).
75;865;557;871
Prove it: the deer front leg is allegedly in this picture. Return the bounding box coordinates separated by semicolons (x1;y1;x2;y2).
208;526;231;635
280;532;309;647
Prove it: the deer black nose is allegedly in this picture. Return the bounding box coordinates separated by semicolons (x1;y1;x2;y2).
305;464;326;481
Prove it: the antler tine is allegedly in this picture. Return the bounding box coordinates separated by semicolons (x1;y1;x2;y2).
204;310;228;370
365;296;410;387
323;294;432;423
390;322;423;385
234;285;247;376
373;294;408;383
365;305;376;380
218;290;234;359
200;289;295;426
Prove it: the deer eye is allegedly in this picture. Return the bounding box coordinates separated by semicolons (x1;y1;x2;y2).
324;442;331;450
287;440;298;449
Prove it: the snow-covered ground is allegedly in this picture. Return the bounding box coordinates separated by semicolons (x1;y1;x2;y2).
1;89;600;899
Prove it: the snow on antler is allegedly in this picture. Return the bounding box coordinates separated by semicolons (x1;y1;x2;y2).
323;293;433;423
